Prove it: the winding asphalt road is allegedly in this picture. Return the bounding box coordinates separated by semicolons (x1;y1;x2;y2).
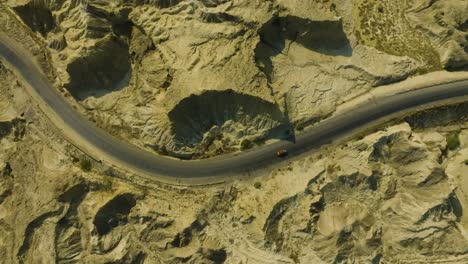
1;35;468;183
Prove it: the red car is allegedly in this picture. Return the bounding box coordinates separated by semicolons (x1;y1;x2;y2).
276;149;288;157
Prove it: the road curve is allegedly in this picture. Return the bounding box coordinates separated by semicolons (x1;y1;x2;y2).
1;35;468;183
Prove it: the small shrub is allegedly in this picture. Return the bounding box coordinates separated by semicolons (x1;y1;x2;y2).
80;159;92;172
254;182;262;189
446;133;460;150
289;251;300;263
240;139;254;150
99;175;114;191
464;160;468;166
159;146;168;156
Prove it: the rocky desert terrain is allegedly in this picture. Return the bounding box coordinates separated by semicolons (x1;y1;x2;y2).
1;0;468;263
1;60;468;263
3;0;468;158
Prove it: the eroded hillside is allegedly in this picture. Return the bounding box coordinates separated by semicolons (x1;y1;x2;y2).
4;0;467;158
1;60;468;263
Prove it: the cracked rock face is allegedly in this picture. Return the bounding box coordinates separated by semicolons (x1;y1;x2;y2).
10;0;466;158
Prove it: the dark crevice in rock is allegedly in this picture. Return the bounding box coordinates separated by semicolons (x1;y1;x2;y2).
93;193;137;236
13;3;56;36
86;5;109;20
156;0;182;9
0;163;13;205
299;196;325;234
372;254;383;264
0;119;26;141
203;248;227;264
200;11;238;23
17;209;64;264
457;20;468;32
449;193;463;221
200;0;231;8
139;215;174;243
0;190;12;205
65;36;131;100
113;20;134;39
132;0;181;9
130;26;155;62
170;219;206;248
367;172;380;191
1;162;12;178
418;167;447;187
416;192;462;225
48;33;68;51
337;173;370;189
336;228;353;246
333;253;346;264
